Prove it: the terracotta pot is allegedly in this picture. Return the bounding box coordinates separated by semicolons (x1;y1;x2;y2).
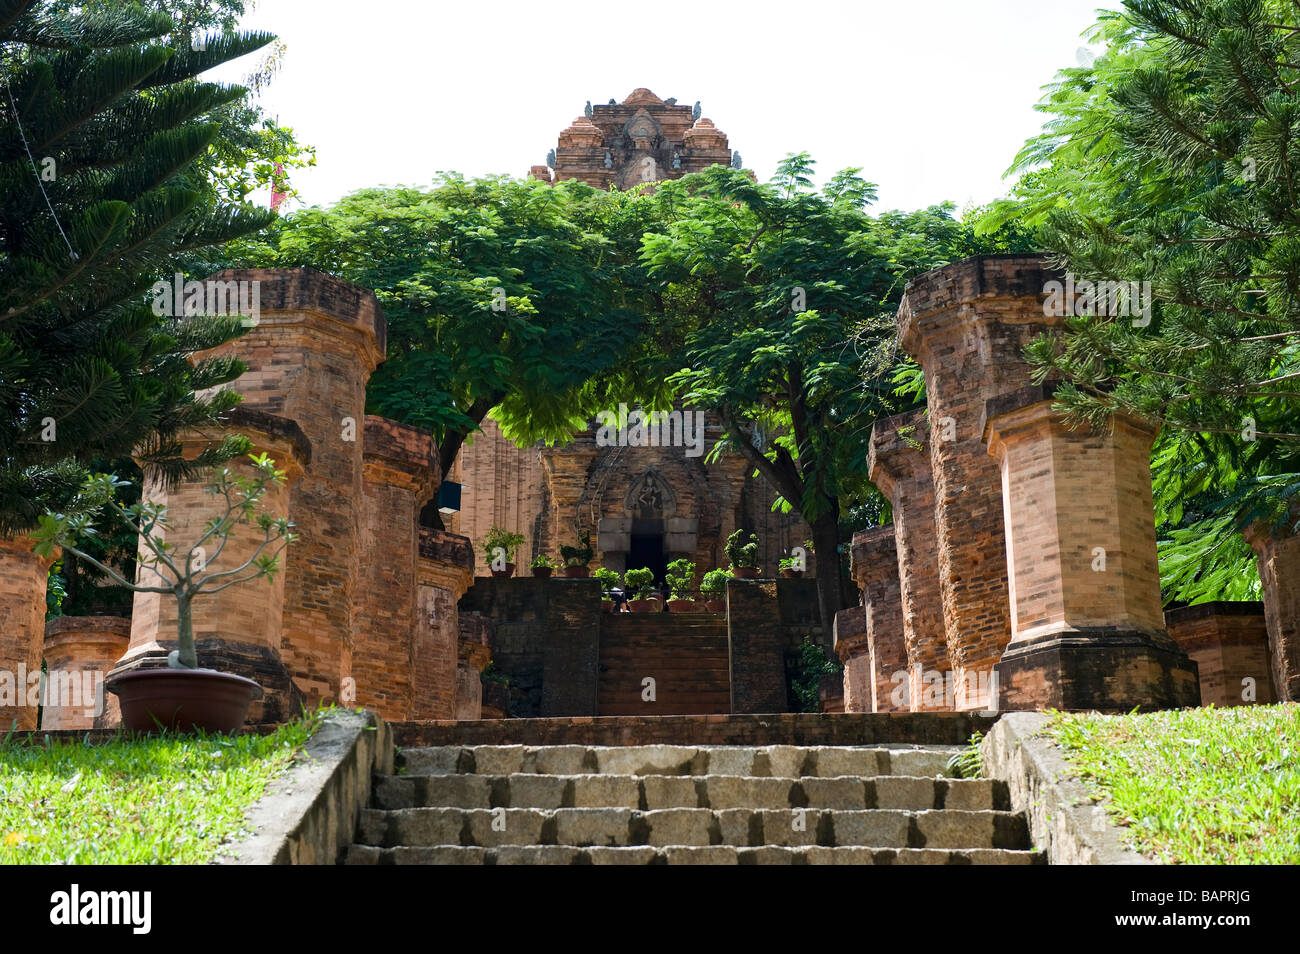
108;667;263;734
531;566;553;578
732;566;759;579
704;599;726;613
562;565;590;578
491;563;516;579
780;568;803;579
667;599;701;613
602;600;615;613
628;598;661;613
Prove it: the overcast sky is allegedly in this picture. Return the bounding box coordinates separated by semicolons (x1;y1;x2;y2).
209;0;1116;214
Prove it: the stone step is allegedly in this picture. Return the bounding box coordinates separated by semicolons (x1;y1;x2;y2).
372;773;1007;812
344;844;1045;865
355;807;1029;850
398;744;962;779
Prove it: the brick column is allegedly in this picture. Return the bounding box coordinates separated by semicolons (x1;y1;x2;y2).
116;408;310;723
350;417;438;721
850;527;911;711
1166;602;1276;706
0;535;58;730
832;607;870;713
413;529;475;719
984;387;1198;710
726;580;788;713
456;614;494;720
897;255;1065;709
1243;524;1300;702
40;617;130;730
541;579;602;716
201;268;385;705
868;408;951;691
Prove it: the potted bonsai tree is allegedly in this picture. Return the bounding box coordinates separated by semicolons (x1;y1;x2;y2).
594;567;621;612
33;455;295;733
482;526;525;578
700;568;729;613
623;567;660;613
560;530;593;578
725;528;761;578
530;554;557;578
665;558;700;612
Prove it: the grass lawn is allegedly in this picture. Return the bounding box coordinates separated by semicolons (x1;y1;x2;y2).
1046;704;1300;864
0;712;319;864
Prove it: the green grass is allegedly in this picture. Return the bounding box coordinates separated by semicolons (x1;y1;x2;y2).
1046;704;1300;864
0;712;319;864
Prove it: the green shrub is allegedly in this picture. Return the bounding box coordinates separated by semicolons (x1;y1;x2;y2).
665;559;696;599
725;529;759;569
700;568;730;598
623;567;656;600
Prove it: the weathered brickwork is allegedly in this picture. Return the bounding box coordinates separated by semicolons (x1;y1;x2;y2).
414;529;475;720
597;613;730;716
1166;602;1276;706
199;268;385;705
850;527;913;712
40;616;130;730
0;534;56;731
832;608;869;713
541;579;603;716
117;409;309;724
897;256;1065;708
351;416;439;721
726;580;789;713
985;389;1198;711
1244;523;1300;703
456;614;494;720
868;409;948;680
542;88;733;190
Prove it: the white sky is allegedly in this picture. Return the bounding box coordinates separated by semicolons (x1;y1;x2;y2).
210;0;1115;214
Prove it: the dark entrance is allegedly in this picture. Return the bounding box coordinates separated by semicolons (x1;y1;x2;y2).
627;533;667;590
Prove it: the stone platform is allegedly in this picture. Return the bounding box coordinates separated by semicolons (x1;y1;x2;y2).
390;712;996;748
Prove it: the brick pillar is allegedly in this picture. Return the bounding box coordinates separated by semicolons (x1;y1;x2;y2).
0;535;57;730
541;579;602;716
850;527;911;711
456;614;493;720
40;617;130;730
350;417;438;721
984;387;1198;710
833;607;871;713
116;408;310;723
201;268;385;705
413;529;475;719
726;580;788;713
1243;524;1300;702
897;255;1065;709
817;672;844;713
1166;602;1276;706
868;408;951;694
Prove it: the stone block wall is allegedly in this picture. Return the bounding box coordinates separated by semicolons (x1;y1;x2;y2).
1167;602;1276;706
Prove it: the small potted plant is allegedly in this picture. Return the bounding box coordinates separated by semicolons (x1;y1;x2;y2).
483;526;525;578
623;567;659;613
530;554;557;578
700;568;729;613
665;558;700;612
779;555;803;579
560;530;594;578
725;528;761;578
594;567;621;612
33;456;294;733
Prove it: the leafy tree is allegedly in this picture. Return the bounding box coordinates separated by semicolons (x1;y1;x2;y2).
641;156;1032;640
0;0;281;535
985;0;1300;601
230;175;671;521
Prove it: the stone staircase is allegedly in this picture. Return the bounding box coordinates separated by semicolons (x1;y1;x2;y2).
344;742;1043;864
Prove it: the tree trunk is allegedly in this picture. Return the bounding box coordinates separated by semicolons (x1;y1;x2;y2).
810;510;845;648
175;594;197;669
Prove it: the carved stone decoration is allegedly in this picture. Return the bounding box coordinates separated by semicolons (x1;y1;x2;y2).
625;468;677;517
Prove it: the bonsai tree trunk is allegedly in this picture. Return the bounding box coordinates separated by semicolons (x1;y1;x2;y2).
175;591;198;669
